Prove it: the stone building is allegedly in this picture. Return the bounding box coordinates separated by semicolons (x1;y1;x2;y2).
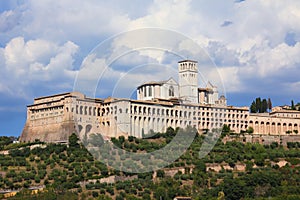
248;108;300;135
20;60;300;142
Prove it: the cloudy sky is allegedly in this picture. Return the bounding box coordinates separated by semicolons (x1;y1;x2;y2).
1;0;300;137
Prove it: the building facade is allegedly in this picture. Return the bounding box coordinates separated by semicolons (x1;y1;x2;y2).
20;60;300;142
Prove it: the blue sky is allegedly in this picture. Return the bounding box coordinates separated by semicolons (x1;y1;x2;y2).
0;0;300;137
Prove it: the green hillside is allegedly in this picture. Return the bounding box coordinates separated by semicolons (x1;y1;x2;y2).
0;127;300;200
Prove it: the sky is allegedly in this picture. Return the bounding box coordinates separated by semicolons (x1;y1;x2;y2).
0;0;300;137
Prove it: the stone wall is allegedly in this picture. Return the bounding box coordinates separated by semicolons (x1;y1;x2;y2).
20;120;76;143
243;134;300;146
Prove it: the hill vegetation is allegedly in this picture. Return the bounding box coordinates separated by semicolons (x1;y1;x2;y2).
0;127;300;200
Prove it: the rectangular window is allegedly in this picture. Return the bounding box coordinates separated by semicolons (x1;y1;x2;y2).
149;87;152;96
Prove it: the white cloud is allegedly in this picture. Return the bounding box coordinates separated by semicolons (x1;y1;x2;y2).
2;0;300;136
20;0;131;43
130;0;194;30
0;0;300;101
0;10;21;32
0;37;79;99
253;42;300;77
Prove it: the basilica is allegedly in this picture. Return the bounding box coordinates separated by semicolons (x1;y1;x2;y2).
20;60;300;143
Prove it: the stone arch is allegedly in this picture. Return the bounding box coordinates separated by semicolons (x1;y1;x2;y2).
277;122;281;134
249;120;253;127
78;124;83;133
271;122;276;133
254;121;259;133
85;124;92;135
288;123;293;131
260;121;265;134
294;123;299;134
283;123;287;133
266;122;270;134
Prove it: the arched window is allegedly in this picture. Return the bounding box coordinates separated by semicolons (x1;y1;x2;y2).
169;86;174;97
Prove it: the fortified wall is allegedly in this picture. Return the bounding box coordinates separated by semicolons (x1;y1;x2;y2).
20;92;103;142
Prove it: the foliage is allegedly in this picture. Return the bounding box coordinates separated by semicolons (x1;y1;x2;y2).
1;129;300;199
246;126;254;134
250;97;270;113
291;100;296;110
68;133;79;148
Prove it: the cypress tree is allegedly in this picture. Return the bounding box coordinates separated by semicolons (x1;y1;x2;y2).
255;97;261;113
267;98;272;112
291;100;296;110
250;101;256;113
261;99;268;113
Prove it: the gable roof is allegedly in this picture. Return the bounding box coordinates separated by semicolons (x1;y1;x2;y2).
137;77;178;89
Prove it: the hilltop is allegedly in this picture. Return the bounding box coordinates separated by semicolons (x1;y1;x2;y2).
1;127;300;200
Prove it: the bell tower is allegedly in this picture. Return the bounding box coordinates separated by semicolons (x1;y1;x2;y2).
178;60;198;103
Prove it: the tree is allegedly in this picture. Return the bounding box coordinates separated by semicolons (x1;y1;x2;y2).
246;127;254;134
250;97;269;113
69;133;79;148
221;124;231;138
89;134;104;147
154;186;167;200
194;160;206;173
157;170;165;178
267;98;272;112
0;136;13;150
261;99;268;113
255;97;262;113
291;100;296;110
250;101;256;113
92;191;99;198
